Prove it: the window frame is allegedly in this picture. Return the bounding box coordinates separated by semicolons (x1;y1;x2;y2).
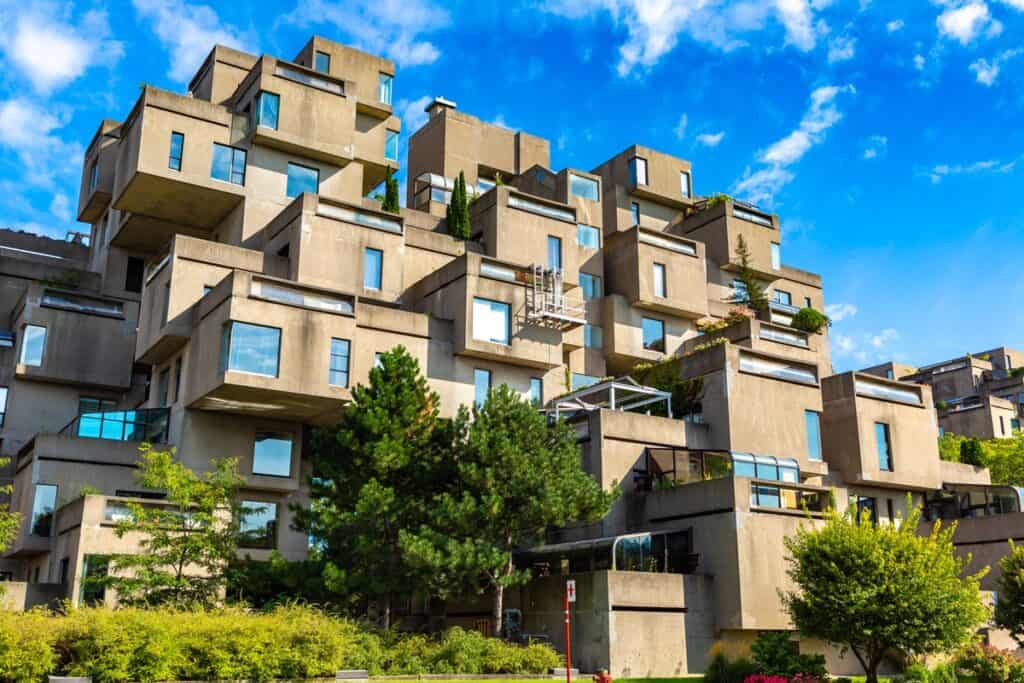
329;337;351;388
255;91;281;131
474;368;492;408
641;317;666;352
568;173;599;201
652;262;667;298
874;422;894;472
220;321;282;378
529;377;543;407
30;483;58;537
252;432;294;478
158;367;170;408
630;156;648;186
804;410;822;462
547;235;563;270
314;50;331;74
579;272;603;300
286;161;320;198
20;324;46;367
168;131;184;171
239;500;278;549
773;289;793;306
385;129;399;161
584;323;603;349
472;297;511;345
378;72;394;105
210;143;247;186
363;247;384;290
771;242;781;270
0;386;7;428
631;201;640;226
680;170;691;198
576;223;600;249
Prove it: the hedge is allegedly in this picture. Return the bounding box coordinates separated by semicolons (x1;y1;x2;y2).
0;605;560;683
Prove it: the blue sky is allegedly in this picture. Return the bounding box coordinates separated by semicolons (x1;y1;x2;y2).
1;0;1022;371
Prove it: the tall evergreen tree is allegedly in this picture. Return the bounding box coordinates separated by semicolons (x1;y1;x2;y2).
381;166;400;214
728;234;769;313
445;171;471;239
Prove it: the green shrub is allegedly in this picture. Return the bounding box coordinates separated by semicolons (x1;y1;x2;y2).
903;662;931;682
929;662;958;683
60;608;184;682
749;631;827;678
705;651;758;683
955;643;1024;683
789;308;830;334
0;609;59;683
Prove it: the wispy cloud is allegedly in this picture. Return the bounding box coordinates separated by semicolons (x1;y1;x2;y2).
825;302;858;322
827;35;856;64
886;19;905;32
696;131;726;147
397;95;433;135
861;135;888;160
927;158;1017;183
673;113;688;141
0;98;82;188
969;48;1022;85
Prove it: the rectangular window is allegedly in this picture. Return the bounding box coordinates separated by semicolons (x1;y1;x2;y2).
547;236;562;270
89;160;99;190
577;224;600;249
378;73;393;105
472;297;511;345
1000;415;1006;436
125;257;145;293
253;432;293;477
286;162;319;198
631;202;640;226
474;368;491;408
572;373;600;390
733;279;749;299
221;322;281;377
569;173;599;201
630;157;648;185
239;500;277;549
210;143;246;185
529;377;543;406
158;367;170;408
20;325;46;366
168;132;184;171
363;248;383;290
773;290;792;306
79;397;116;414
385;129;399;161
584;324;603;349
642;317;665;352
653;263;667;298
329;338;351;387
680;170;691;198
852;496;877;525
805;410;822;462
314;50;331;74
875;422;893;471
173;357;182;403
886;369;894;380
887;498;896;525
771;242;781;270
804;296;812;309
31;484;57;537
0;386;7;428
255;91;280;130
161;283;170;326
579;273;603;300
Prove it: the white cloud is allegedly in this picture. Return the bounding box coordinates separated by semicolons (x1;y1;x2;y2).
870;328;899;348
998;0;1024;8
825;302;858;321
49;193;72;223
928;158;1017;183
542;0;832;77
283;0;450;68
969;48;1022;85
833;333;857;356
937;2;995;45
827;35;856;64
673;113;688;141
696;131;726;147
886;19;905;32
861;135;888;159
0;98;82;187
396;95;432;134
133;0;256;83
3;10;123;94
913;53;927;70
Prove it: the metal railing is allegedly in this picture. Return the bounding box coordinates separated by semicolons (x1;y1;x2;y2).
749;479;827;514
60;407;170;443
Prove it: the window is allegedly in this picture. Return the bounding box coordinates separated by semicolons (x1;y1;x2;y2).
875;422;893;471
773;289;792;306
738;353;818;385
804;296;812;308
79;397;116;414
286;162;319;197
1000;415;1007;436
887;498;896;525
221;322;281;377
886;369;894;380
378;73;393;105
59;557;70;584
363;248;383;290
733;279;748;299
529;377;543;407
89;160;99;190
547;236;562;270
577;224;600;249
327;338;351;387
572;373;600;390
653;263;667;298
629;157;648;185
374;352;385;368
569;173;599;201
472;298;510;345
253;432;293;477
210;143;246;185
385;129;399;161
255;91;280;130
771;242;781;270
0;386;7;428
474;368;491;408
642;317;665;352
173;357;182;403
314;50;331;74
584;324;603;349
168;132;184;171
31;484;57;536
125;257;144;293
680;170;691;198
158;367;170;407
239;501;277;549
20;325;46;366
161;283;170;326
805;410;822;462
631;202;640;226
580;273;603;300
80;555;109;605
852;496;877;525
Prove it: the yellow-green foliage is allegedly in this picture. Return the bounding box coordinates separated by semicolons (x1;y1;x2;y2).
0;605;560;682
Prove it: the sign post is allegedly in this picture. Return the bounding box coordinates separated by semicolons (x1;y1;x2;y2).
565;580;576;683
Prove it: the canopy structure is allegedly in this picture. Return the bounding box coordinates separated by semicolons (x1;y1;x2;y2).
546;376;672;419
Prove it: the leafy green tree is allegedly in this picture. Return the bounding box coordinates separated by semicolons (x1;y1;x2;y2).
783;500;988;683
295;346;453;628
790;307;830;334
996;541;1024;646
445;171;471;239
381;166;400;214
98;444;245;607
982;433;1024;486
939;432;971;462
0;454;20;594
960;437;987;466
401;384;619;636
728;234;768;313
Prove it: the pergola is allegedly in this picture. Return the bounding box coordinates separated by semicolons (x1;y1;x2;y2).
546;376;672;419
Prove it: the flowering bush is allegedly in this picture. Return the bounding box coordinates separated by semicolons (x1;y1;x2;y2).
743;676;789;683
955;643;1024;683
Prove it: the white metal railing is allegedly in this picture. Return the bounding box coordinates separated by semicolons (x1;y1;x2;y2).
526;265;584;329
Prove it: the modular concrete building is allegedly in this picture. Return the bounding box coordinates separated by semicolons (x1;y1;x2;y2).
0;34;1020;678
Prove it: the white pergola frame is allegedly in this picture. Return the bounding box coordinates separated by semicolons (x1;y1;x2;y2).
547;376;672;419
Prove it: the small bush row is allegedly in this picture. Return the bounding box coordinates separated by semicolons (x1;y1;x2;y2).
0;604;560;683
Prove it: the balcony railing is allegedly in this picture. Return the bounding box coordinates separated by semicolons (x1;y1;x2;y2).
749;479;827;514
59;407;170;443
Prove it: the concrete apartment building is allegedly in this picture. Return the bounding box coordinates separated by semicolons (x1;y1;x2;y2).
0;34;1019;677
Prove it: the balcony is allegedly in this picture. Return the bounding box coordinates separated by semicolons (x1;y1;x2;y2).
59;407;170;444
683;317;823;372
77;119;120;223
600;294;692;371
679;197;779;276
603;227;708;319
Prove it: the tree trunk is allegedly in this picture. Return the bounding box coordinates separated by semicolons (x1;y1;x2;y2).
383;591;392;630
493;584;505;639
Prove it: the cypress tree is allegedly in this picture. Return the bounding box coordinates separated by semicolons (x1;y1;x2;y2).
445;171;471;239
381;166;399;214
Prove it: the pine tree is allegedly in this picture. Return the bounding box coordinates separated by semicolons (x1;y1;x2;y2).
729;234;769;313
381;166;400;214
445;171;471;239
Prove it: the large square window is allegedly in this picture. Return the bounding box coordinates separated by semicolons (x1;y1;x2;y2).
385;130;399;161
286;162;319;197
569;174;599;201
329;338;351;387
653;263;667;298
20;325;46;366
31;484;57;537
580;273;603;300
547;236;562;270
577;224;600;249
221;322;280;377
314;51;331;74
168;132;184;171
875;422;893;471
474;368;491;408
805;410;822;462
472;298;510;345
630;157;648;185
378;73;393;105
239;500;277;549
642;317;665;352
210;143;246;185
255;91;280;130
253;432;293;477
364;248;383;290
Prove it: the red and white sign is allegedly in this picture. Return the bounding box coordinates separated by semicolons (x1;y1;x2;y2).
566;579;577;603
